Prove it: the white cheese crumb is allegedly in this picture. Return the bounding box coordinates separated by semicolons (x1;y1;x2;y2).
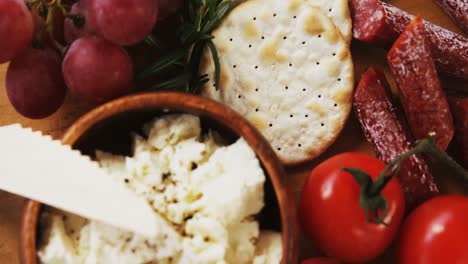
253;231;283;264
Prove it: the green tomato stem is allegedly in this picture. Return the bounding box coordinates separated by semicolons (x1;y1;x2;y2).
369;134;468;197
421;136;468;181
345;134;467;226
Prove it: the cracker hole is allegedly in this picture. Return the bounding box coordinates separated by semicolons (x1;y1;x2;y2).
289;63;293;67
329;8;332;12
316;62;320;65
277;147;281;151
290;114;293;118
238;95;241;99
261;36;265;40
338;78;341;81
321;123;325;127
269;123;273;127
233;65;236;68
273;13;277;17
255;88;259;92
255;108;259;112
255;66;258;69
303;88;306;92
318;94;322;98
253;17;256;20
283;36;287;40
229;38;233;41
334;103;338;107
302;41;306;44
285;86;289;90
293;15;297;19
298;144;302;147
249;44;252;48
332;53;336;56
318;34;322;38
305;114;309;117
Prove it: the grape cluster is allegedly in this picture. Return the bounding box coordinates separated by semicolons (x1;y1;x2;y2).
0;0;183;119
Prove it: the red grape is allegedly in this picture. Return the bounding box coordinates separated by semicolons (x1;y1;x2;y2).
158;0;183;20
6;48;66;119
0;0;34;63
85;0;158;46
64;2;95;44
62;36;134;104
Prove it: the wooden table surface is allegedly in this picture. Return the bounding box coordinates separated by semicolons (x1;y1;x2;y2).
0;0;464;263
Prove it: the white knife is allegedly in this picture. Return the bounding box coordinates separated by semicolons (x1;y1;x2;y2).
0;124;159;237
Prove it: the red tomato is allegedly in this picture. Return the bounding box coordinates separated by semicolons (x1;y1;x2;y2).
398;195;468;264
299;153;405;263
302;257;342;264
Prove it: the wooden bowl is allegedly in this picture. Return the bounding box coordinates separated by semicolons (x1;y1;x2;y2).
20;92;299;264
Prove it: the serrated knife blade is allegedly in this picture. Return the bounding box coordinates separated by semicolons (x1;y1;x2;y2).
0;124;158;237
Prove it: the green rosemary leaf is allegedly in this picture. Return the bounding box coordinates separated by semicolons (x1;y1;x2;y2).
207;0;216;18
179;23;199;44
195;5;204;30
188;1;196;22
144;34;164;51
206;39;220;90
187;42;206;80
203;1;231;33
137;51;185;80
173;62;185;67
191;74;210;93
198;34;214;41
149;73;192;91
197;74;210;84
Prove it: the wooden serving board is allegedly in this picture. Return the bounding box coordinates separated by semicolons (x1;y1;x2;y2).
0;0;465;262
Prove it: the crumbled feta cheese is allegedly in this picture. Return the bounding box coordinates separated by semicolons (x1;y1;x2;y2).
253;231;283;264
38;114;282;264
38;214;81;264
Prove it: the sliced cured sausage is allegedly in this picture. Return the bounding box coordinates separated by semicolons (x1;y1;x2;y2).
449;97;468;169
350;0;468;80
387;17;455;151
436;0;468;34
354;67;439;209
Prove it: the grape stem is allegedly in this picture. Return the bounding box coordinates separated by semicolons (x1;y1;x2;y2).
45;3;66;55
25;0;69;55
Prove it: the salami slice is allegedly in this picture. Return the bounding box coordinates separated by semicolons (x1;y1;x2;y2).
350;0;468;80
436;0;468;34
354;68;439;209
387;17;455;151
449;97;468;169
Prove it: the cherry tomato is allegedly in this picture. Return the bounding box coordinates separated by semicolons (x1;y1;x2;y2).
302;257;341;264
398;195;468;264
299;153;405;263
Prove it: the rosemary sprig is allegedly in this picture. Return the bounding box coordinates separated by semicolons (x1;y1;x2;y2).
137;0;232;93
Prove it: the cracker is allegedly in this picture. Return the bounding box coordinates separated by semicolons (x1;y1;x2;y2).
231;0;352;43
200;0;354;165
